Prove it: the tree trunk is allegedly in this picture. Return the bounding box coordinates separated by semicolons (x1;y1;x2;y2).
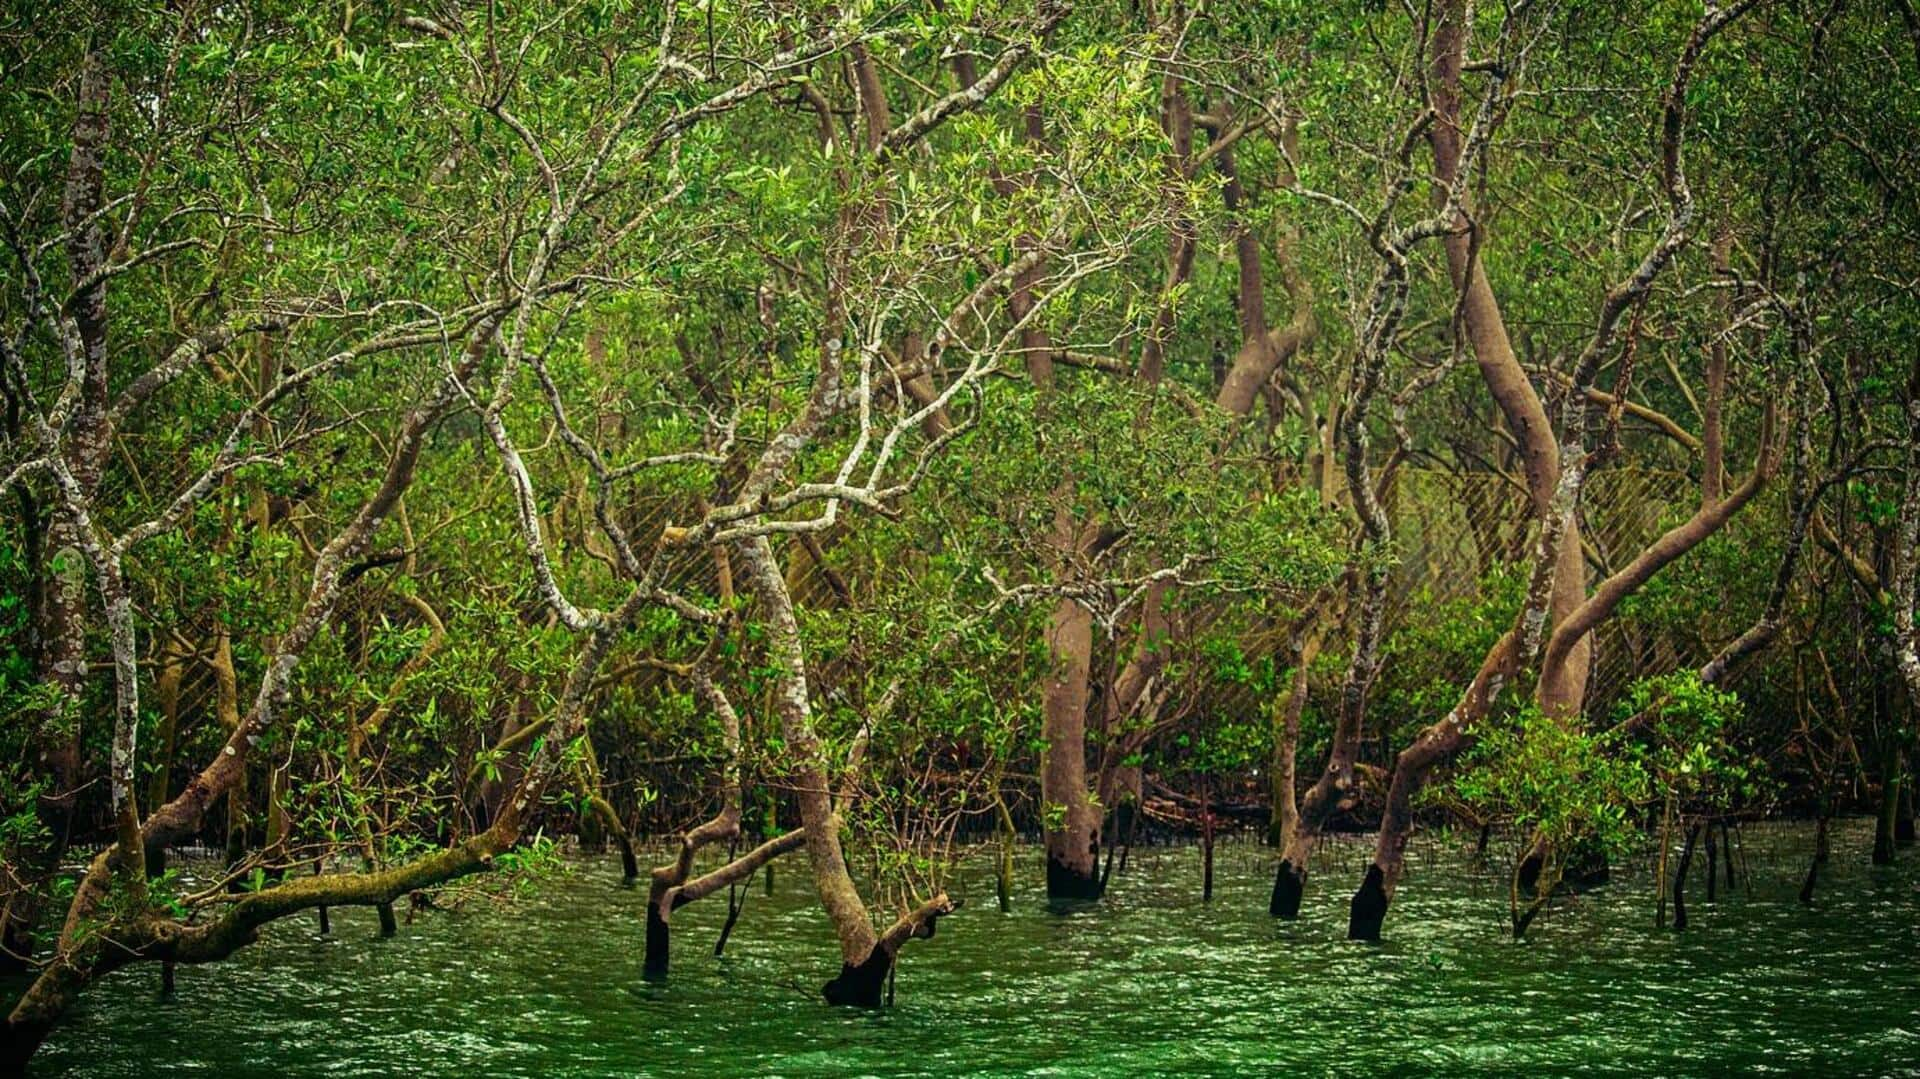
1874;746;1902;865
994;788;1016;913
1721;819;1738;889
314;860;331;935
1704;820;1718;903
1343;0;1591;941
1350;633;1520;940
735;537;952;1002
1201;780;1215;902
1353;0;1757;941
646;829;805;978
642;662;807;980
1268;636;1315;850
1276;571;1382;920
1672;820;1701;931
7;52;113;979
1213;123;1315;420
1799;805;1831;904
1269;616;1326;916
1041;586;1102;901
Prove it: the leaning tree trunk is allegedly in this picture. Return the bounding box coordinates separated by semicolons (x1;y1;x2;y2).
735;537;951;1004
1799;801;1832;904
1344;0;1589;942
1672;820;1701;931
1350;0;1756;941
643;663;806;978
4;313;510;1067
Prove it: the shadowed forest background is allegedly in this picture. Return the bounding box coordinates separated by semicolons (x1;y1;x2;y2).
3;0;1919;1073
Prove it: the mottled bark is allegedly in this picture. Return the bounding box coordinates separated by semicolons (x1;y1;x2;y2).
3;615;601;1066
735;536;868;960
10;47;113;970
734;537;953;997
7;316;508;1064
1429;2;1592;720
1890;357;1920;707
1040;519;1102;900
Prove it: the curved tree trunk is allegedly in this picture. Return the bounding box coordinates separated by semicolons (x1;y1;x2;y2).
643;663;806;977
1346;0;1589;941
1351;0;1755;940
647;830;806;978
735;537;953;1003
1213;122;1316;420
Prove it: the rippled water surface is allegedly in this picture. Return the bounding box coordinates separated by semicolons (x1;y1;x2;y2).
17;821;1920;1076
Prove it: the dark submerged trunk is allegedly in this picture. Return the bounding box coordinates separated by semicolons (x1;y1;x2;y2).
1721;819;1737;889
1704;822;1718;903
1348;865;1389;942
1873;748;1903;865
643;893;673;979
1799;808;1831;904
1201;812;1215;903
821;946;893;1008
1673;821;1701;931
1046;855;1104;902
1270;858;1307;919
619;842;640;886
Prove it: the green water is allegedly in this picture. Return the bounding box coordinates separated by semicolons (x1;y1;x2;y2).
18;822;1920;1076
